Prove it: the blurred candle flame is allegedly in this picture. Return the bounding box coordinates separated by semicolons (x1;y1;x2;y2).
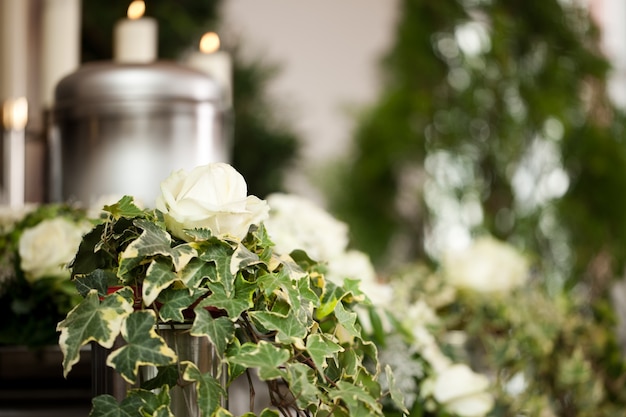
2;97;28;130
127;0;145;20
199;32;220;54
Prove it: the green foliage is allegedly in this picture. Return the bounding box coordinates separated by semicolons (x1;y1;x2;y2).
388;262;626;417
327;0;626;291
0;204;89;347
58;198;398;416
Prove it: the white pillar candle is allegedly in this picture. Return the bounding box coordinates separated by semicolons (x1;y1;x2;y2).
0;0;28;101
113;0;157;63
2;98;27;207
41;0;82;108
186;32;232;107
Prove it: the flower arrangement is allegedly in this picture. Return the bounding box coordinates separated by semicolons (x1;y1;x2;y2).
387;237;626;417
57;163;407;417
0;204;91;347
263;192;494;417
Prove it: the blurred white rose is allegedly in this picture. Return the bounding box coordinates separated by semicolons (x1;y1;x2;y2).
430;363;494;417
156;163;269;242
442;236;529;293
19;217;90;283
0;204;36;233
264;193;349;261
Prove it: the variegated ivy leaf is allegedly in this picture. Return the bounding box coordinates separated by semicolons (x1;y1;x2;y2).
385;364;409;414
197;281;252;318
306;333;344;376
190;307;235;360
106;310;177;383
102;195;146;220
127;387;172;416
118;218;196;278
228;341;290;381
198;242;235;296
57;288;134;377
334;302;361;340
89;394;144;417
257;269;306;313
277;253;307;280
179;257;217;288
230;242;262;275
181;361;225;417
74;269;117;297
248;310;308;348
329;380;383;416
285;362;321;408
156;287;208;323
142;258;177;306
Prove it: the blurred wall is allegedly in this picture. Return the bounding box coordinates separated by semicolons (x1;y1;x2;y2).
221;1;399;200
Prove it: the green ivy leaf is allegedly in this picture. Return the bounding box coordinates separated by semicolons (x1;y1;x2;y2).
89;394;144;417
74;269;117;297
306;333;344;376
330;380;382;416
249;310;308;347
230;242;262;273
259;408;280;417
57;288;134;377
141;365;179;391
102;196;146;220
285;362;321;408
118;219;196;278
142;259;177;306
106;310;177;383
385;364;408;414
179;257;216;288
334;302;361;340
191;307;235;359
228;341;290;381
181;361;225;417
198;282;251;318
198;243;235;296
157;287;208;323
126;387;172;416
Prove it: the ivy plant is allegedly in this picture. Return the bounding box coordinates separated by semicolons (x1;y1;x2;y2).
57;196;404;417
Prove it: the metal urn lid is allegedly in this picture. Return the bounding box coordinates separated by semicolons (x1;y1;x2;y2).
54;60;223;114
50;60;230;207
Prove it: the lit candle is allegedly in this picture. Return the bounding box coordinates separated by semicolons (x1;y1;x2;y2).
186;32;232;107
41;0;81;108
113;0;157;63
2;97;28;207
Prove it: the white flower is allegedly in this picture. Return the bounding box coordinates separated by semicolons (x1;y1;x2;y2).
442;236;529;293
155;163;269;242
264;193;349;261
0;204;36;233
430;363;494;417
19;218;90;283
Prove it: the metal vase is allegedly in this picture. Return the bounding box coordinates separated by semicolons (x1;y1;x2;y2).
93;323;226;417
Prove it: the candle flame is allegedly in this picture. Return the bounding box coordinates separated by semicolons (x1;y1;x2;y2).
127;0;145;20
2;98;28;130
199;32;220;54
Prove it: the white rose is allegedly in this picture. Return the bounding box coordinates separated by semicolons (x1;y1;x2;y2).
431;364;494;417
442;236;529;293
19;217;90;283
0;204;36;233
155;163;269;242
264;193;349;261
